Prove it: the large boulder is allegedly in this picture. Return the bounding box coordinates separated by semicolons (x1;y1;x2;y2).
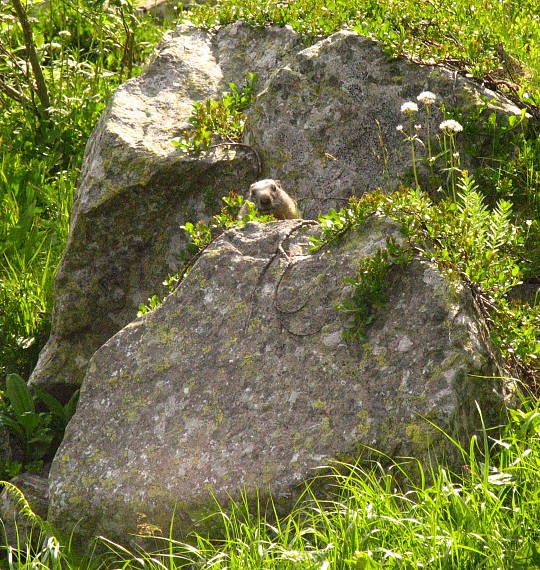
29;22;303;397
245;30;524;218
48;218;505;546
29;22;523;398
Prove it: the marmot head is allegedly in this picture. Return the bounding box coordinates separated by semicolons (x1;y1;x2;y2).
247;179;284;215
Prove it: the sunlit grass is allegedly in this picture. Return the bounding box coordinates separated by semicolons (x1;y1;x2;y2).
0;0;163;378
83;396;540;569
191;0;540;104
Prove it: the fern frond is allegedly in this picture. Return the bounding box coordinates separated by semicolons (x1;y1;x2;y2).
457;186;488;224
488;199;514;252
0;480;58;541
456;173;488;246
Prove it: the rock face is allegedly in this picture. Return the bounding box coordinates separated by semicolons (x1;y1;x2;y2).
245;31;523;218
29;22;522;397
29;22;303;396
48;218;504;546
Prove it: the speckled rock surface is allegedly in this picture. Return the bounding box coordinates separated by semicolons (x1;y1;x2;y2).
245;31;524;218
48;218;504;546
29;22;303;396
29;23;523;398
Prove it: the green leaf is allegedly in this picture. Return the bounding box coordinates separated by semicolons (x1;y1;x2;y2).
0;413;26;442
34;385;67;423
64;390;80;423
5;373;35;417
18;411;41;439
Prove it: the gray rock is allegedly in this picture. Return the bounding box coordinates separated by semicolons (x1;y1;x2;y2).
245;31;524;218
29;22;303;396
29;23;523;399
0;473;49;547
48;218;505;546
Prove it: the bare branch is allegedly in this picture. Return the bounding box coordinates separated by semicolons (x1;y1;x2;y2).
10;0;50;118
0;75;37;114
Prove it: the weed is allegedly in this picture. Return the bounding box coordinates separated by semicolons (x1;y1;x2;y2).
399;101;422;189
0;373;78;467
311;171;537;382
337;239;413;342
172;73;258;153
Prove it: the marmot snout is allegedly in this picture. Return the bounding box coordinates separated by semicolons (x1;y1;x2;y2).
238;179;298;220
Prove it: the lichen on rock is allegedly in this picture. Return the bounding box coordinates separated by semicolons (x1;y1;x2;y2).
48;217;505;547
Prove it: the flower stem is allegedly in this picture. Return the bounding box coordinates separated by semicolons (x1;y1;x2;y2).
409;116;420;189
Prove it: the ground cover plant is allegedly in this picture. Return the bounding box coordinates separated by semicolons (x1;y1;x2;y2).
0;373;78;478
0;0;539;566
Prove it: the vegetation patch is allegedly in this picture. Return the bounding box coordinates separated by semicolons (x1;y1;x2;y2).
0;373;78;479
172;73;258;154
0;0;162;380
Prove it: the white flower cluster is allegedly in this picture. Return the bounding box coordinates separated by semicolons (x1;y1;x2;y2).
397;90;466;195
400;93;464;134
400;101;418;114
417;91;437;105
439;119;464;133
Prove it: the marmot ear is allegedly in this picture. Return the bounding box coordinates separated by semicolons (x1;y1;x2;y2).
274;179;282;188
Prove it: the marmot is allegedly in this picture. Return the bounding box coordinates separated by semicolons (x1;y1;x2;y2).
238;179;299;220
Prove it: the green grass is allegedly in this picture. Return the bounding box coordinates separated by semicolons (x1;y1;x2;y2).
0;0;163;379
2;395;539;568
0;148;74;378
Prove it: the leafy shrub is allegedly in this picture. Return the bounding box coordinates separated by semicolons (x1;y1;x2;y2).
172;73;258;153
0;373;78;469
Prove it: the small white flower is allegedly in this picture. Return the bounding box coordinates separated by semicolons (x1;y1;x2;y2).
453;152;460;159
414;124;422;131
440;119;463;133
396;124;404;132
58;30;72;38
401;101;418;114
417;91;437;105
